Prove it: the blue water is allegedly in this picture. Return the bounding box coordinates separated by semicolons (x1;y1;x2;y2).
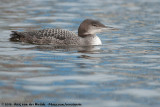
0;0;160;107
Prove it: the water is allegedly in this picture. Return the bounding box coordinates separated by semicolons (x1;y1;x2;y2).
0;0;160;107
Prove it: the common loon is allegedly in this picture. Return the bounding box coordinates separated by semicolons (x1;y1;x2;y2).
10;19;115;46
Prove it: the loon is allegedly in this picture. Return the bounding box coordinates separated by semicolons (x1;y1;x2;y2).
10;19;115;46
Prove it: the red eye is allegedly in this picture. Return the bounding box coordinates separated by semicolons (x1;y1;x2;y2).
93;24;97;27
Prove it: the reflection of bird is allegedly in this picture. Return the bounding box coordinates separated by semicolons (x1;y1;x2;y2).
10;19;115;46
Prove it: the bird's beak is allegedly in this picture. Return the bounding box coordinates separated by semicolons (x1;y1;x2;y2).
103;26;119;31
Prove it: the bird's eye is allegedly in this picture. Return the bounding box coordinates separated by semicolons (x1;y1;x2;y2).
93;24;97;27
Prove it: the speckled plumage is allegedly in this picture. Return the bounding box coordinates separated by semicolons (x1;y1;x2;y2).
10;28;81;45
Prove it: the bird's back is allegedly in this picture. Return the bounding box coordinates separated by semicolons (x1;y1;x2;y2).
10;28;79;45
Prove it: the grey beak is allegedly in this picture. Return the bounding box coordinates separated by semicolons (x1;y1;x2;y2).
103;26;119;31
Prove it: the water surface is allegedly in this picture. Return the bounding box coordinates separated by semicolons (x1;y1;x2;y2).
0;0;160;107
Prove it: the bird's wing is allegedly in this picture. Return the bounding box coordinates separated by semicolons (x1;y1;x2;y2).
24;28;77;40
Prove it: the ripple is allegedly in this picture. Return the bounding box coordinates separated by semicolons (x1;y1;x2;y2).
115;89;160;97
21;74;126;85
